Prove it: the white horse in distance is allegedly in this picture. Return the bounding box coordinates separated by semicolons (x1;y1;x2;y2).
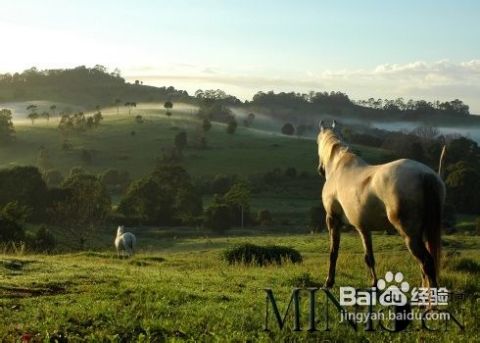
114;226;136;258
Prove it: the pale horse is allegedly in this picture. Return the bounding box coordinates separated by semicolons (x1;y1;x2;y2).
114;226;137;258
317;120;445;289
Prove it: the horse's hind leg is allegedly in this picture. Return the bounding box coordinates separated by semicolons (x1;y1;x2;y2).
325;215;341;288
405;235;437;288
358;230;377;287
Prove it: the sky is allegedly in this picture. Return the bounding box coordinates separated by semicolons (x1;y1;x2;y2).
1;0;479;112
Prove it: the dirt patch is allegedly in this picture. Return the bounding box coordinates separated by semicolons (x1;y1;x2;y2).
0;282;68;298
1;259;38;271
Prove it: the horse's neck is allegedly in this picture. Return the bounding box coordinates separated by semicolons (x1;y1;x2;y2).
326;151;365;177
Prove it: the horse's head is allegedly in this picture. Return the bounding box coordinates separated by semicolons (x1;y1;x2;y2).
117;225;125;236
317;120;337;178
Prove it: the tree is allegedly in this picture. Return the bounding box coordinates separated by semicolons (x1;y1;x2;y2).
226;118;237;134
41;111;50;122
224;181;251;228
44;169;64;187
125;101;136;115
0;203;25;243
50;104;57;118
257;209;272;226
118;163;202;225
174;131;188;154
27;112;39;125
281;123;295;135
48;174;111;229
244;112;255;127
202;118;212;132
204;204;232;233
115;98;121;114
445;162;480;214
93;111;103;127
0;166;48;222
0;109;15;143
164;101;173;116
37;146;52;173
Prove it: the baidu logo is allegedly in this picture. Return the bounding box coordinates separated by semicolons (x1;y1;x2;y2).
340;271;449;307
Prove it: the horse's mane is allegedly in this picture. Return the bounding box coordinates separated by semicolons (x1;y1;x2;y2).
318;130;353;168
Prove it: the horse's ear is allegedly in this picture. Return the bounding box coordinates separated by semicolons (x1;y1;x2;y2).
332;120;336;130
319;120;325;132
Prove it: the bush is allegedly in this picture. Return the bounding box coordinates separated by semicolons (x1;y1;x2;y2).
223;243;302;266
257;209;273;226
476;217;480;236
31;226;56;252
204;204;232;233
281;123;295;135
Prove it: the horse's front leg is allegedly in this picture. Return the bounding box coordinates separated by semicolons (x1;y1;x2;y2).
325;215;341;288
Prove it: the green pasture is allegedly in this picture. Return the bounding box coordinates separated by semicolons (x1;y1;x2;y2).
1;231;479;342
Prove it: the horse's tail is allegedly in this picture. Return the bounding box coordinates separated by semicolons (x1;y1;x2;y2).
423;173;443;280
438;145;446;178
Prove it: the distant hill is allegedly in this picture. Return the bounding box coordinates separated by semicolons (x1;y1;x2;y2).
0;65;194;110
245;91;477;126
1;66;477;126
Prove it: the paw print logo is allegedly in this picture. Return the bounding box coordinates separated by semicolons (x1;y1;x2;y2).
377;271;410;306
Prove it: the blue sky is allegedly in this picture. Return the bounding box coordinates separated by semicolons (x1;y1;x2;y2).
1;0;479;111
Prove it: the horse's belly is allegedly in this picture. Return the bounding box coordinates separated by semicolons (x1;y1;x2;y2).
341;197;392;231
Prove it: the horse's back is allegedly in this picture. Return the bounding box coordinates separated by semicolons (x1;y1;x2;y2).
327;158;444;230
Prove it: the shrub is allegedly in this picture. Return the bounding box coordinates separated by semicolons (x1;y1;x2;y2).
226;118;237;134
476;217;480;236
281;123;295;135
257;209;273;226
204;204;232;233
223;243;302;266
135;115;144;124
31;226;56;252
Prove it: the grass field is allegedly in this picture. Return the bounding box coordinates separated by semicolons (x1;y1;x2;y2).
1;230;479;342
0;102;392;178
